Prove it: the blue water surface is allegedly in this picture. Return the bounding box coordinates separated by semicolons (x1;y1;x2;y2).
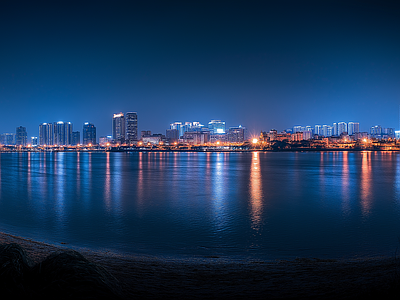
1;151;400;260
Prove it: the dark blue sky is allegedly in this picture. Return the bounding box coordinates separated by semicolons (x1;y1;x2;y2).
0;0;399;138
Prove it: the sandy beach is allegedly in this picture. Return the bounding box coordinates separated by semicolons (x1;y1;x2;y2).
0;232;399;299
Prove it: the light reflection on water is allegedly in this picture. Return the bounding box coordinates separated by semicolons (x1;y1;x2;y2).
1;151;400;259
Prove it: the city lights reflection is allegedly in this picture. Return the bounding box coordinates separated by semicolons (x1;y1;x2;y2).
360;151;372;216
250;151;263;230
0;151;399;259
104;152;111;210
212;152;228;232
341;151;350;214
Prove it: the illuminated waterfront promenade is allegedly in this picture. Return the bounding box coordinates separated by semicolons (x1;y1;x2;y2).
2;138;400;152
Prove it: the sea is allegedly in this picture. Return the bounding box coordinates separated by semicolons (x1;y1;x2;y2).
1;151;400;260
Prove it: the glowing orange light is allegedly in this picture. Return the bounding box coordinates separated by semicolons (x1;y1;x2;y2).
252;138;258;144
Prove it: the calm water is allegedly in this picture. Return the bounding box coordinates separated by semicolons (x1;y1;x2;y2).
1;151;400;260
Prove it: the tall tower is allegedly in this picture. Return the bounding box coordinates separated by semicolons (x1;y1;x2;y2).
125;112;138;144
208;120;226;134
39;123;54;145
112;113;125;144
15;126;27;146
83;122;96;145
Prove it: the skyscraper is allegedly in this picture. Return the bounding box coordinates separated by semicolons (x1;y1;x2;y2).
15;126;27;146
332;123;338;136
39;123;53;145
53;121;73;145
83;122;96;145
112;113;125;144
227;126;246;143
72;131;80;145
170;122;183;138
314;125;322;136
348;122;360;135
0;133;15;145
208;120;225;134
338;122;347;136
125;112;138;144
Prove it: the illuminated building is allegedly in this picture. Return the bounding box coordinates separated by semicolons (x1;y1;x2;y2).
183;131;210;145
227;126;246;143
322;125;332;137
39;123;54;145
314;125;322;136
0;133;15;145
333;123;338;136
293;126;302;133
303;131;312;140
15;126;27;146
31;137;38;146
338;122;347;136
141;130;151;138
166;129;179;143
72;131;80;145
125;112;138;144
208;120;225;134
112;113;125;144
142;134;165;145
170;122;183;138
99;136;112;146
54;121;73;145
348;122;360;136
83;123;96;145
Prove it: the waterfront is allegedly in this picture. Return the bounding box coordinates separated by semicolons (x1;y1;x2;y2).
1;151;400;260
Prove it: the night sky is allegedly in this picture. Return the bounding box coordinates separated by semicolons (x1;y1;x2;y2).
0;0;399;138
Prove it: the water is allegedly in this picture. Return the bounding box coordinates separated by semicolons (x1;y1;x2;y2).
1;151;400;260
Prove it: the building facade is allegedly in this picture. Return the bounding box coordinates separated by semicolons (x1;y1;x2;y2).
39;123;54;145
83;122;96;145
125;112;138;144
208;120;226;134
112;113;125;144
72;131;80;145
0;133;15;145
15;126;27;146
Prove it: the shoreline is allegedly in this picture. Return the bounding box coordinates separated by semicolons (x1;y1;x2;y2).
1;232;399;299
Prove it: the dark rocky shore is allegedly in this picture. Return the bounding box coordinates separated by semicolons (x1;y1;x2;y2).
0;232;399;299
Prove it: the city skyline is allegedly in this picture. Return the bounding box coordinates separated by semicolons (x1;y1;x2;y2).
0;1;399;138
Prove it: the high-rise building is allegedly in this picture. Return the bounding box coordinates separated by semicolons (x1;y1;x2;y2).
321;125;333;137
112;113;125;144
0;133;15;145
293;126;302;133
170;122;183;138
227;126;246;143
348;122;360;135
208;120;226;134
338;122;347;136
15;126;27;146
72;131;80;145
99;136;112;146
31;137;38;146
53;121;73;145
125;112;138;144
39;123;54;145
332;123;338;136
314;125;322;136
166;129;179;143
83;122;96;145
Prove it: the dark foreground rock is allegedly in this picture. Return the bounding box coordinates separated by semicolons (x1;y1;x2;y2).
0;232;400;299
